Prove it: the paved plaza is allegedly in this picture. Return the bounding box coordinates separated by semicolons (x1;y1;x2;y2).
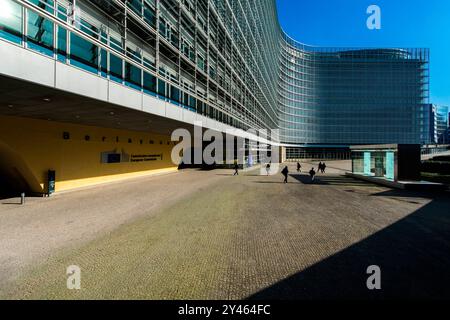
1;161;450;299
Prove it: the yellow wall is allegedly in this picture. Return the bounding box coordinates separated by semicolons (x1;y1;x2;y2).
0;115;178;193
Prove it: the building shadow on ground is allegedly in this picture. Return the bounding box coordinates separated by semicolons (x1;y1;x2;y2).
370;189;446;199
0;193;32;204
248;189;450;300
253;182;298;184
290;174;374;187
1;201;23;205
0;192;21;202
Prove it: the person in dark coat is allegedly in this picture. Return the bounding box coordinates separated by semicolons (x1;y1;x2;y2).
282;166;289;184
318;162;323;174
297;162;302;173
309;167;316;182
234;163;239;176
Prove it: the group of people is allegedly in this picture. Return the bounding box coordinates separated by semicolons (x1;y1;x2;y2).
234;161;327;184
234;162;273;176
281;161;328;183
317;162;327;174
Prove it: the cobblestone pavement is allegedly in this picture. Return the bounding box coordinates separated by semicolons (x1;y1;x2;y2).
1;162;450;299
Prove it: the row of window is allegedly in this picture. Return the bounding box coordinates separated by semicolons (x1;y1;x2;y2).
0;0;253;131
95;0;277;130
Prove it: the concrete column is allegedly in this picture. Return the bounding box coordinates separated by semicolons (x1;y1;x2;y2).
279;147;287;163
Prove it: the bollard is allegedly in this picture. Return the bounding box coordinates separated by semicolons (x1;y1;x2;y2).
21;192;25;205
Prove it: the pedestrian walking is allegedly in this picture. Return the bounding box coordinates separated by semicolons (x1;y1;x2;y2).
322;162;327;174
266;162;271;176
282;166;289;184
297;162;301;173
233;163;239;176
309;167;316;183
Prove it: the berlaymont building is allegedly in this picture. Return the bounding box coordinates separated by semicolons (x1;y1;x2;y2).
0;0;429;195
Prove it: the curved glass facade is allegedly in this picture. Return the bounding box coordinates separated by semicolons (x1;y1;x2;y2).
0;0;429;145
280;35;429;145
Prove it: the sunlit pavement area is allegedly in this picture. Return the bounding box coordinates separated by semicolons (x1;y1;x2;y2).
1;161;450;299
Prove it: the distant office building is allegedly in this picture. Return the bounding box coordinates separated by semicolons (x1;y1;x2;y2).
436;105;450;144
446;108;450;144
421;104;437;145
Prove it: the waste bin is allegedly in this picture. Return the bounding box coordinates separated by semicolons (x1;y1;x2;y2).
48;170;56;196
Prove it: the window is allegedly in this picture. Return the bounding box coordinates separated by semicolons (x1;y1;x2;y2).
170;85;180;103
28;0;54;14
157;79;166;97
57;26;67;62
125;61;142;90
100;49;107;77
56;4;67;61
109;53;123;83
144;2;156;29
0;0;23;44
143;72;157;94
189;96;196;110
70;33;98;73
128;0;142;15
197;101;204;115
26;10;54;56
110;36;123;53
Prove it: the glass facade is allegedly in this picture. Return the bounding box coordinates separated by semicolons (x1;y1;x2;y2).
0;0;429;146
420;104;437;145
280;35;429;145
0;0;23;44
352;151;394;180
286;146;351;160
351;144;422;182
436;105;450;144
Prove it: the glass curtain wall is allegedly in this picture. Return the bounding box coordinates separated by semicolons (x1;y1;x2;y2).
0;0;429;146
0;0;281;134
279;34;429;145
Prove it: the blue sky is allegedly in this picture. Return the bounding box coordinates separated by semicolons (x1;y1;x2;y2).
276;0;450;107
